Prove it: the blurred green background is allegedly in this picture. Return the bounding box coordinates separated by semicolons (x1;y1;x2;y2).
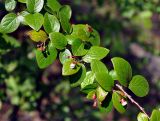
0;0;160;121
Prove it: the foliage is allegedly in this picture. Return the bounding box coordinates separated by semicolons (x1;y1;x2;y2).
0;0;159;120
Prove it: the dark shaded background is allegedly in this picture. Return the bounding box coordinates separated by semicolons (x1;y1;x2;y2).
0;0;160;121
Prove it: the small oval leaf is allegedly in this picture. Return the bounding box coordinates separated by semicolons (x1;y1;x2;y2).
43;13;60;34
36;42;57;69
27;30;48;42
111;57;132;87
112;92;126;113
91;60;114;91
26;0;44;13
62;59;81;76
25;13;44;31
129;75;149;97
83;46;110;63
49;32;67;50
150;110;160;121
5;0;17;11
0;13;20;33
59;5;72;33
46;0;61;12
137;112;149;121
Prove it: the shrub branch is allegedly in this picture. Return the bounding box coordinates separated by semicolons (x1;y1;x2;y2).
115;84;150;119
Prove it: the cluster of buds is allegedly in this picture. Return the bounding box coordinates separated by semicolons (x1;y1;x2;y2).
92;94;98;108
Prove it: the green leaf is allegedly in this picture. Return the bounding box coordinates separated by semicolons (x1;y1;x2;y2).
150;110;160;121
81;83;97;94
81;71;95;89
62;59;81;76
99;93;113;113
27;30;48;42
49;32;67;50
5;0;17;11
91;60;114;91
36;41;57;69
71;24;90;41
83;46;110;63
69;64;86;87
59;5;72;33
129;75;149;97
59;49;72;64
66;35;79;45
111;57;132;87
18;0;26;3
46;0;61;12
88;29;100;46
112;92;126;113
0;13;20;33
43;13;60;34
109;70;118;80
71;39;88;56
24;13;44;31
91;59;108;74
137;112;149;121
96;86;108;102
26;0;44;13
17;11;29;25
2;34;20;48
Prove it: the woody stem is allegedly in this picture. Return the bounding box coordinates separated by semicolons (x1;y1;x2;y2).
115;84;150;119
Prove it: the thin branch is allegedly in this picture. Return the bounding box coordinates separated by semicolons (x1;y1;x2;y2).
115;84;150;119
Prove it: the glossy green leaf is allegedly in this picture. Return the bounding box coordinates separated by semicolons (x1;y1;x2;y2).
137;112;149;121
83;46;110;63
81;71;95;89
150;110;160;121
66;35;79;45
95;72;114;91
62;59;81;76
96;86;108;102
59;49;72;64
43;13;60;34
69;64;86;87
36;41;57;69
111;57;132;87
27;30;48;42
109;70;118;80
71;24;90;41
25;13;44;31
49;32;67;50
112;92;126;113
5;0;17;11
47;0;61;12
59;5;72;33
26;0;44;13
81;83;97;94
0;13;20;33
71;39;88;56
91;59;108;74
99;93;113;113
129;75;149;97
91;60;114;91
